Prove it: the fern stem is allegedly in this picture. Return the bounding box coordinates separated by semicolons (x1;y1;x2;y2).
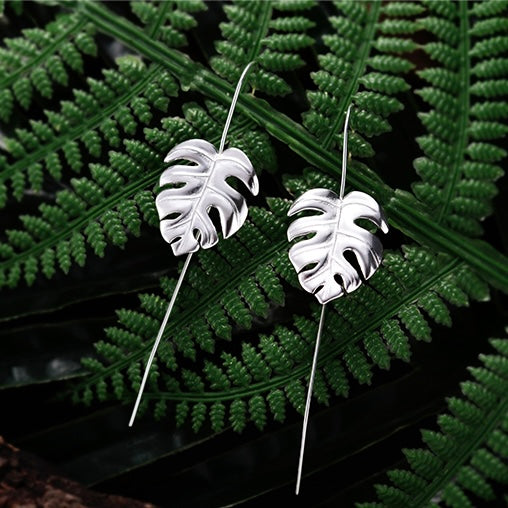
79;1;508;292
146;0;171;38
129;250;194;427
386;192;508;292
438;1;470;223
296;303;326;496
322;0;381;151
245;1;272;63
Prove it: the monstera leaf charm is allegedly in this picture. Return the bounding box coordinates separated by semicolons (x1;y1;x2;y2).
156;139;259;256
289;106;390;496
130;63;258;429
288;188;389;304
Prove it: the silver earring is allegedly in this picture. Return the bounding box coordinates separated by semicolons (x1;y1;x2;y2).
287;105;389;494
129;62;258;427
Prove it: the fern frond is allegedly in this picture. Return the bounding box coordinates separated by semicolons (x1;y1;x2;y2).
211;0;315;96
413;0;508;237
76;0;508;291
130;0;206;44
0;57;176;207
1;5;507;496
0;0;206;207
74;170;490;432
303;0;417;153
0;100;275;289
358;335;508;507
0;13;97;122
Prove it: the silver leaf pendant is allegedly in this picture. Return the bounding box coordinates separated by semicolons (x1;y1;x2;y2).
157;139;259;256
289;105;389;495
129;62;258;428
288;188;388;303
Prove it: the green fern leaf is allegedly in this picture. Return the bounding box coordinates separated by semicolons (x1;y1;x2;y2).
302;0;415;159
211;0;315;96
359;335;508;507
412;1;508;237
0;98;274;289
1;5;508;502
0;14;96;119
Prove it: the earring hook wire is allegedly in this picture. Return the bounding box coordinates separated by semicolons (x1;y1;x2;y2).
128;61;256;428
295;104;353;494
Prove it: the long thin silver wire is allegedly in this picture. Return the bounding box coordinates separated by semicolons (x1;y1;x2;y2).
295;303;326;495
339;104;352;200
129;61;255;427
129;251;194;427
295;104;352;494
219;61;255;153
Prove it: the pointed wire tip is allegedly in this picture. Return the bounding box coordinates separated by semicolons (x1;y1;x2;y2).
295;468;302;495
128;406;137;427
294;304;327;496
128;251;195;429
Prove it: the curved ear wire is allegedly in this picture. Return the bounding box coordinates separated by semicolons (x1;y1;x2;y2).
219;61;256;154
129;61;258;428
339;104;352;200
290;104;389;495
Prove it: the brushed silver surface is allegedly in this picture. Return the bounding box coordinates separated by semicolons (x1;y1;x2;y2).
287;188;389;304
291;105;390;496
156;138;259;256
130;62;257;428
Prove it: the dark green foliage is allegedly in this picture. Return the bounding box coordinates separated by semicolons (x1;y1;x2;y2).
0;99;275;288
413;0;508;237
74;183;490;430
1;58;173;205
1;0;508;503
131;0;206;46
212;0;315;96
0;0;207;207
303;0;416;153
358;336;508;507
0;14;99;122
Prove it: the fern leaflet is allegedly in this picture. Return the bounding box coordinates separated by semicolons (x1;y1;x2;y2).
412;0;508;237
74;170;491;432
358;335;508;507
